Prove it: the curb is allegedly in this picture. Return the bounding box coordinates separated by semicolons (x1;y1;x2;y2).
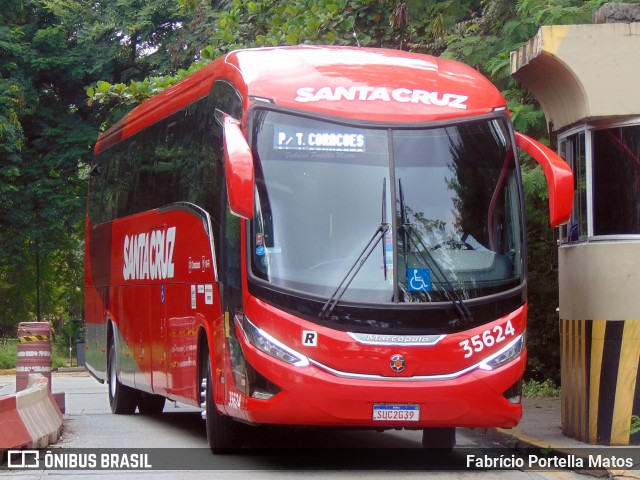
56;367;86;373
0;374;63;455
491;427;640;479
0;367;87;376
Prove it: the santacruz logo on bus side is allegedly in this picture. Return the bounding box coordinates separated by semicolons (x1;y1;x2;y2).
295;86;468;109
123;227;176;281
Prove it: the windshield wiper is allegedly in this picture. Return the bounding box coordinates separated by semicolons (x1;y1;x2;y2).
381;178;389;281
398;179;474;326
319;178;389;320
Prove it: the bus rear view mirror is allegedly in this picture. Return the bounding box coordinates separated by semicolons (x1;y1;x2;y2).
515;132;573;227
223;115;254;220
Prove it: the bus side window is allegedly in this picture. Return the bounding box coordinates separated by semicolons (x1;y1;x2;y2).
104;146;126;221
88;157;108;225
223;207;242;295
211;80;243;125
210;79;244;312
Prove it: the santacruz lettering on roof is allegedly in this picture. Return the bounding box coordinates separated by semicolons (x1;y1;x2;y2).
295;86;468;109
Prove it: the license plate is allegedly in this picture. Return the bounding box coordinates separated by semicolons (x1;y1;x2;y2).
372;404;420;422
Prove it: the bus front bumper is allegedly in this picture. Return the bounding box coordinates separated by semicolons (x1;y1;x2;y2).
221;344;525;429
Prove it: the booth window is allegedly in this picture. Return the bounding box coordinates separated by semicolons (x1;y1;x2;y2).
592;126;640;236
559;131;587;242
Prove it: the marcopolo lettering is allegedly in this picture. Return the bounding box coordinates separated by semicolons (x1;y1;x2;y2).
123;226;176;281
349;332;444;345
295;86;468;110
367;335;431;343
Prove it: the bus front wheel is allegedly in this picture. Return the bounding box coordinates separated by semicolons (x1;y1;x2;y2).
202;350;242;452
422;427;456;450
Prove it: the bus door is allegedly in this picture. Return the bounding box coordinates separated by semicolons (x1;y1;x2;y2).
132;280;152;391
149;240;168;396
218;202;242;405
130;222;168;395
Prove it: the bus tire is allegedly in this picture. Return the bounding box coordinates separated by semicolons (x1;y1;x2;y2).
422;427;456;450
108;340;139;415
203;350;242;453
138;392;166;415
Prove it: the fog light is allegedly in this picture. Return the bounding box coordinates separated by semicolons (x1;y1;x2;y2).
503;379;522;404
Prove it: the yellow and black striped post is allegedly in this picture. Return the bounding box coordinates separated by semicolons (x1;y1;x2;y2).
559;243;640;445
561;319;640;444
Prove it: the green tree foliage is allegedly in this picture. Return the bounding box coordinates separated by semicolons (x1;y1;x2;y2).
87;0;399;105
0;0;218;335
3;0;628;378
1;1;93;335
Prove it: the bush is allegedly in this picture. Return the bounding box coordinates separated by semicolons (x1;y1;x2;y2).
0;338;17;369
631;415;640;434
52;342;70;369
522;378;561;398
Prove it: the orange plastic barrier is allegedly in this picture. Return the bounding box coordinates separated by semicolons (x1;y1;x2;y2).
16;322;52;392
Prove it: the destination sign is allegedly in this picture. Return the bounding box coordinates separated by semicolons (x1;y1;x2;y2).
274;126;366;152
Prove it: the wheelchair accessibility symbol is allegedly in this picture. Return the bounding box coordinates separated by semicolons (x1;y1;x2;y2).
408;268;431;292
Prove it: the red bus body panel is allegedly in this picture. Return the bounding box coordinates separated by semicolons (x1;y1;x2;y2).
94;46;506;154
221;296;526;427
85;206;222;405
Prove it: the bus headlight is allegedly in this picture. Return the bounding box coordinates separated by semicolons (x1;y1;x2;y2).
239;316;309;367
479;333;525;371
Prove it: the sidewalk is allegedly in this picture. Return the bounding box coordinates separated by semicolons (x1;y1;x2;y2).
496;397;573;449
0;367;86;397
488;396;640;478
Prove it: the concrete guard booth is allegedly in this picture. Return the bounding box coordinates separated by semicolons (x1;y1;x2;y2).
511;6;640;445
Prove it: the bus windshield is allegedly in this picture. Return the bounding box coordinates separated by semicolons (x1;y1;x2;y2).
250;109;523;306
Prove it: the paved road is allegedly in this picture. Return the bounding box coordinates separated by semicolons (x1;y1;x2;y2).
1;372;587;479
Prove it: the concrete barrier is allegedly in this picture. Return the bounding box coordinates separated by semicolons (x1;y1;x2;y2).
0;374;63;454
0;395;32;451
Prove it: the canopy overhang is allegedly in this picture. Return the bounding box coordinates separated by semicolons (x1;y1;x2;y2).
510;23;640;131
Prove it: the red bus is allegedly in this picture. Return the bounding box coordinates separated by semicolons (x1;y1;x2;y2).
84;46;573;451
